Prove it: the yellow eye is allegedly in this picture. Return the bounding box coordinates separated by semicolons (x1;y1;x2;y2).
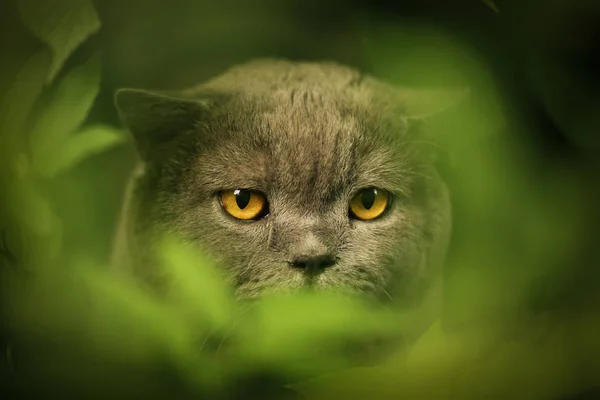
349;188;390;221
219;189;268;220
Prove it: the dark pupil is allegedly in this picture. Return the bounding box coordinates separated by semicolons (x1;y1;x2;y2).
235;189;251;209
361;189;377;210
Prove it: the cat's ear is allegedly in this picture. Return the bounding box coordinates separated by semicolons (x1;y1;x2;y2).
398;86;470;175
399;86;470;119
114;89;206;161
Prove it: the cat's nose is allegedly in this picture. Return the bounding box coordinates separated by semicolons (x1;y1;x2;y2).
288;232;336;272
290;254;337;271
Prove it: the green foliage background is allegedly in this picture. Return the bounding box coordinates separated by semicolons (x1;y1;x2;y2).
1;0;599;399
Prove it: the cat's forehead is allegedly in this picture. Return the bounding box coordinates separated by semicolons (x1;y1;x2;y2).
256;92;361;200
199;59;365;95
182;60;419;200
193;86;415;202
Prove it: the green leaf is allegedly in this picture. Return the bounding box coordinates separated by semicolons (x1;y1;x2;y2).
159;238;236;330
0;50;51;160
289;366;386;400
482;0;500;13
234;292;399;377
290;321;478;399
74;259;197;366
403;320;446;365
6;180;52;236
29;54;101;173
17;0;101;83
42;125;126;177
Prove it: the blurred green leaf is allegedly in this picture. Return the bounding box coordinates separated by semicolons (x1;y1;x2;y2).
482;0;499;13
1;257;197;376
529;60;600;150
42;125;126;177
0;50;51;160
5;177;59;237
290;364;395;399
75;260;197;366
236;292;398;376
4;175;63;262
29;53;101;173
17;0;101;83
403;320;446;364
291;322;583;400
160;238;236;330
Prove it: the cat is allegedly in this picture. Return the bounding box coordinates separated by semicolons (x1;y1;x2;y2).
112;59;457;316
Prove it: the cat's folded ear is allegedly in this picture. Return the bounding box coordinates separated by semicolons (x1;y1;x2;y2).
114;89;207;160
397;86;471;176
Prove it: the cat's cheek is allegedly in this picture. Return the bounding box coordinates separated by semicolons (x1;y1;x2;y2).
211;204;272;263
350;204;421;271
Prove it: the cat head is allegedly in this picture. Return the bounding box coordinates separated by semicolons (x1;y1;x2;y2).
114;59;463;307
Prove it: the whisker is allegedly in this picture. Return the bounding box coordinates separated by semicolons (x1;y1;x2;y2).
382;288;394;302
215;301;259;358
197;327;217;357
197;301;256;357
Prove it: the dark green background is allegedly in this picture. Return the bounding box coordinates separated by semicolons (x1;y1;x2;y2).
1;1;599;398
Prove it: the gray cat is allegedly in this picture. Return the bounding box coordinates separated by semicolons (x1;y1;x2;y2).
112;59;455;313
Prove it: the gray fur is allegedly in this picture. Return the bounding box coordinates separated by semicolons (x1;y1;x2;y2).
112;59;452;306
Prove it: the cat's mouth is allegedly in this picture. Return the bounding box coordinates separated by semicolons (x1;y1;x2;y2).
230;255;396;303
234;270;394;305
299;265;336;287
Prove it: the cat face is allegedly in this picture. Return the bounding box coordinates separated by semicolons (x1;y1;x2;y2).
115;60;453;304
